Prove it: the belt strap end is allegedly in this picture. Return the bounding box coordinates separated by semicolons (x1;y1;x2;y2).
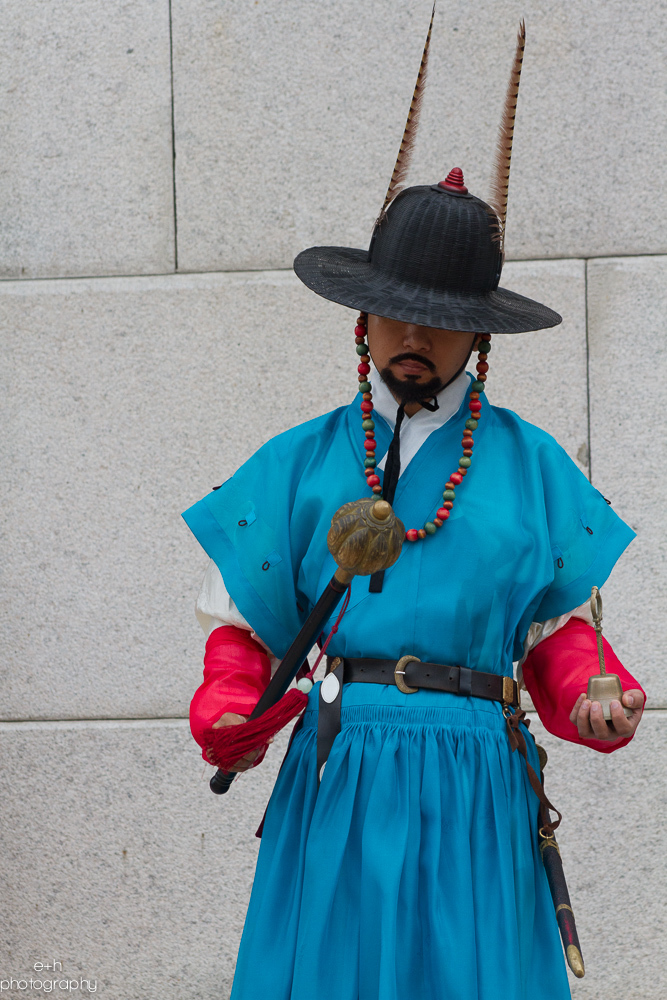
502;675;516;706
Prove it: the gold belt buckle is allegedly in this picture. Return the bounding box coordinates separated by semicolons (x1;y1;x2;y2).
394;654;421;694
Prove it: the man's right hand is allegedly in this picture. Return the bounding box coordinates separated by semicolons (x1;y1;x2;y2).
208;712;271;772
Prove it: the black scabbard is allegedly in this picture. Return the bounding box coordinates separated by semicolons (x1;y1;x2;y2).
540;833;585;978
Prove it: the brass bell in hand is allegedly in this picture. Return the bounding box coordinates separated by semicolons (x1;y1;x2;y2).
586;586;632;722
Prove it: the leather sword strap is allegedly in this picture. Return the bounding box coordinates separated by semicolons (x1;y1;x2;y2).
504;703;562;837
316;656;345;786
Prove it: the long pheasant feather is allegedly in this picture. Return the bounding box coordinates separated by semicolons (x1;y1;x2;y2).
377;3;436;222
488;20;526;249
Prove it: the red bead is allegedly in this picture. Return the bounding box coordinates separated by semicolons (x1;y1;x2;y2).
355;325;366;337
450;472;463;484
361;401;373;413
364;439;376;451
437;507;450;520
358;362;371;375
469;400;482;412
476;361;489;374
406;529;419;542
462;438;473;448
367;474;380;487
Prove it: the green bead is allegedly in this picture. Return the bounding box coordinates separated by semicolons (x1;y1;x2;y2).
358;381;371;393
356;343;369;355
465;418;478;430
424;521;437;535
459;456;472;468
471;380;485;392
478;341;491;353
443;489;455;501
362;419;375;431
364;457;376;468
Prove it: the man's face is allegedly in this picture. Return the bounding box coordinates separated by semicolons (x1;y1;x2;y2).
366;314;481;409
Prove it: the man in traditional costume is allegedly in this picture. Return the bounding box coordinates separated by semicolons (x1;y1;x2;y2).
183;13;645;1000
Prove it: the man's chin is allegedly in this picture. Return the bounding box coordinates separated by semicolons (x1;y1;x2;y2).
380;367;443;404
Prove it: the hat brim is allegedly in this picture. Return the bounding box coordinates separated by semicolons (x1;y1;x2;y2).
294;246;562;334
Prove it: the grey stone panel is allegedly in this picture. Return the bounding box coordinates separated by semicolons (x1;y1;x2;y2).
0;718;290;1000
0;0;175;279
527;711;667;999
171;0;667;273
0;262;586;720
587;256;666;708
0;714;664;999
490;259;588;473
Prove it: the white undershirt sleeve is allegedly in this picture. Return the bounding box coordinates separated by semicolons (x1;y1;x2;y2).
516;598;595;689
195;559;278;668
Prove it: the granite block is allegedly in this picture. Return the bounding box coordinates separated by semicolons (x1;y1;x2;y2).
0;262;589;718
0;0;175;279
0;713;663;998
587;255;667;707
171;0;667;272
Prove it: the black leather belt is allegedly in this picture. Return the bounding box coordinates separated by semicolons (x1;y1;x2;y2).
316;655;519;785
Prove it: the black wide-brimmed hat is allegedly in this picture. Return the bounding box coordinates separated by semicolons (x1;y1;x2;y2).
294;14;562;335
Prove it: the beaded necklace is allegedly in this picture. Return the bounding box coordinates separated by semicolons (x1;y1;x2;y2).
354;312;491;543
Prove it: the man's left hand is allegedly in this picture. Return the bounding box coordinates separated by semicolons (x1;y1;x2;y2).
569;689;645;742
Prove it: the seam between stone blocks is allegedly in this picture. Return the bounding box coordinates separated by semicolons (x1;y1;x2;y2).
0;707;664;727
584;258;592;483
168;0;179;272
1;251;667;286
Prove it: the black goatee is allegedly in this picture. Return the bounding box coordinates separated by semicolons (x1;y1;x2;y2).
379;367;443;405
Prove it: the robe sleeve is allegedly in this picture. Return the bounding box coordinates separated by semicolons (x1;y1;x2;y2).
189;625;272;760
532;441;636;622
182;434;309;657
521;617;645;754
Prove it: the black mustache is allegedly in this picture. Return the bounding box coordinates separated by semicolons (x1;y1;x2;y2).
388;353;436;372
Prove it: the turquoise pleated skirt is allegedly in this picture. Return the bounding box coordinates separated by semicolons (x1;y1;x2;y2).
230;682;572;1000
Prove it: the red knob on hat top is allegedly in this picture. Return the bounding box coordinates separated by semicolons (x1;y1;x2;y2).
439;167;468;193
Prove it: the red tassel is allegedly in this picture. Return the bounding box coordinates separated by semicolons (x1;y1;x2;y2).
203;688;309;770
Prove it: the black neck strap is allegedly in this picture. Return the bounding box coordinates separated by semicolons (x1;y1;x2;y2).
369;336;477;594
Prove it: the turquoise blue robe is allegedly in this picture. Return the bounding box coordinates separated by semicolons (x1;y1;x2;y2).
183;378;634;1000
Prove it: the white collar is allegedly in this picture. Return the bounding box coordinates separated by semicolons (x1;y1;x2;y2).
371;366;471;476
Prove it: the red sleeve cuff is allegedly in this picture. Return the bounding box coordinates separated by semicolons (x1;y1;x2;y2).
522;617;645;754
190;625;271;751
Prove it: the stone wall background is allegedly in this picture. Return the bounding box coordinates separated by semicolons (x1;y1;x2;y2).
1;1;665;997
